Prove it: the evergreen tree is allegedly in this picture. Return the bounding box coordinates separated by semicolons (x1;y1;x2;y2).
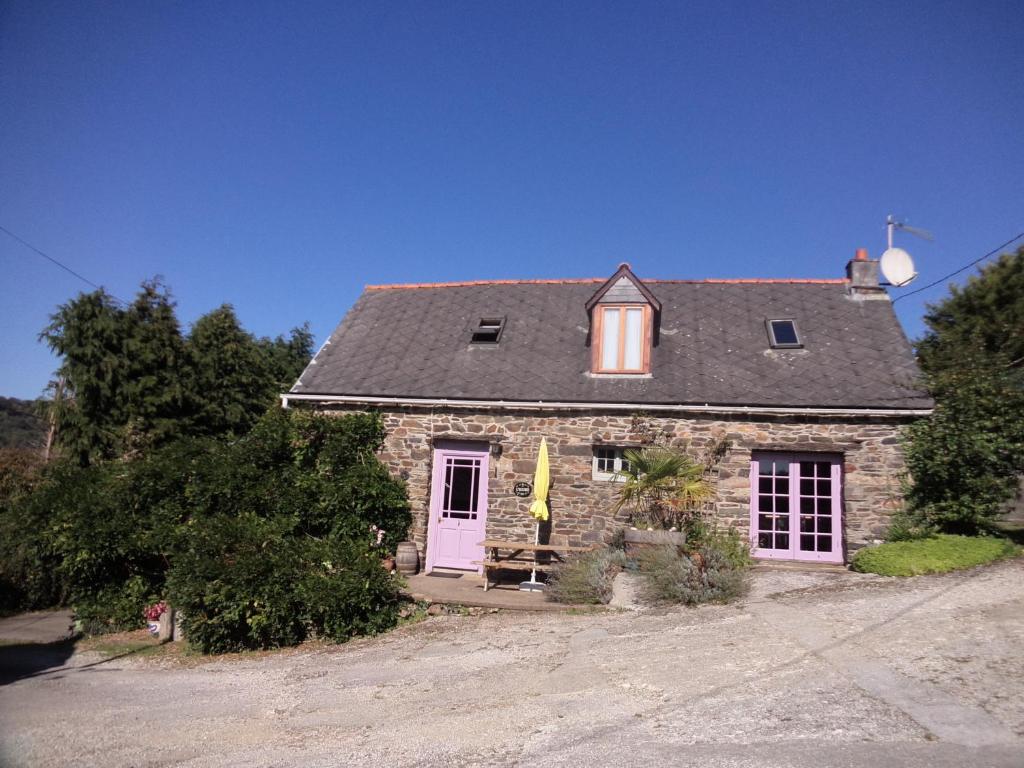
260;323;314;393
120;280;191;454
187;305;270;438
40;283;313;461
41;289;128;465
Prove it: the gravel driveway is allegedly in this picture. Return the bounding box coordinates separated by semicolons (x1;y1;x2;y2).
2;560;1022;767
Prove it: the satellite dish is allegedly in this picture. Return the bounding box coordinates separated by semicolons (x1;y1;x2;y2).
880;247;917;287
881;214;929;287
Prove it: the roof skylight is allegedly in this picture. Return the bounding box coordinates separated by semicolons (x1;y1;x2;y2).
471;318;505;344
766;319;802;349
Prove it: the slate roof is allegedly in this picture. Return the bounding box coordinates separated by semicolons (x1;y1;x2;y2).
291;278;932;410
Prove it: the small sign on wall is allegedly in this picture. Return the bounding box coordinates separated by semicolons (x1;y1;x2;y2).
513;481;533;497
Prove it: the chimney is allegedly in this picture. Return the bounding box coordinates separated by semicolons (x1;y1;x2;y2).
846;248;886;300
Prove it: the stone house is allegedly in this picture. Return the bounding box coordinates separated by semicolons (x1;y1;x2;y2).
283;255;932;569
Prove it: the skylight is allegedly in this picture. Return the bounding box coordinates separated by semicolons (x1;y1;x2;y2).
766;319;802;348
471;318;505;344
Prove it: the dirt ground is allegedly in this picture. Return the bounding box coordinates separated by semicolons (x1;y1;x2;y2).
1;559;1022;768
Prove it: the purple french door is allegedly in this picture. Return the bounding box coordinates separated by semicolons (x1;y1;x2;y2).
426;442;489;572
750;452;844;564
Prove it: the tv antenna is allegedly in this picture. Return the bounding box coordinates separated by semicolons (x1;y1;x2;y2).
880;214;931;287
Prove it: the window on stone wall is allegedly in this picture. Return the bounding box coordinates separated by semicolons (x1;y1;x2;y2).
592;446;633;481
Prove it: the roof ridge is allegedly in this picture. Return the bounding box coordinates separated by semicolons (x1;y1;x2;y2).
365;277;849;290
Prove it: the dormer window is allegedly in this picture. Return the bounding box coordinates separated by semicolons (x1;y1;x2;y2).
586;263;660;375
471;317;504;344
766;319;802;349
595;305;650;372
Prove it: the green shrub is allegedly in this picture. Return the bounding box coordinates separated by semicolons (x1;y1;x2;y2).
546;548;626;604
851;534;1018;576
637;543;748;606
167;514;401;653
296;538;404;642
1;408;410;642
883;507;935;542
685;523;752;570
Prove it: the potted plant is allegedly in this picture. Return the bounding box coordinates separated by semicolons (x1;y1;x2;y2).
613;446;713;554
143;601;168;636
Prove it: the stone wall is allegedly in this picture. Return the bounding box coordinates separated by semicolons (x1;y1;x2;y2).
315;405;914;563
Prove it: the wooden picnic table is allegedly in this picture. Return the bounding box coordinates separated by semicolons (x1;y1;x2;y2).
475;539;598;591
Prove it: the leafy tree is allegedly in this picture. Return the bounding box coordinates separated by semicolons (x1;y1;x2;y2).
916;249;1024;376
904;247;1024;533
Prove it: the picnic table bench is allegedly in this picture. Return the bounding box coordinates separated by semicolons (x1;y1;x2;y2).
475;539;598;591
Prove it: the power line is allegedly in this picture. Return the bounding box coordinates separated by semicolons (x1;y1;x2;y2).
0;223;128;305
892;230;1024;303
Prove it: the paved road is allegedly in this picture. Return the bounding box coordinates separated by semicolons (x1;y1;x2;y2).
1;561;1021;767
0;610;74;645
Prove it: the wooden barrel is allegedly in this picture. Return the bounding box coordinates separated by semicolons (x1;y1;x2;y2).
396;541;420;575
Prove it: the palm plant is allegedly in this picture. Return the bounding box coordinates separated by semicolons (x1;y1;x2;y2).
613;446;713;530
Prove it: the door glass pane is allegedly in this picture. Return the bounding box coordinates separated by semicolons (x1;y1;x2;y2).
758;533;772;548
800;497;815;513
775;515;789;531
817;535;832;552
800;516;815;532
818;516;832;534
601;309;620;369
758;514;772;531
759;477;772;494
623;308;643;370
800;479;814;496
800;534;815;551
759;495;773;512
446;460;478;514
817;479;831;495
815;462;831;476
776;496;789;513
774;477;789;494
817;497;831;514
776;534;789;549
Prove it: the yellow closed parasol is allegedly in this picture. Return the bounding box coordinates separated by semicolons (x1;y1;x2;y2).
529;437;550;522
522;438;550;591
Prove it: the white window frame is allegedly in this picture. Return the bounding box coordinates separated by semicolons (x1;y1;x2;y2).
592;446;633;481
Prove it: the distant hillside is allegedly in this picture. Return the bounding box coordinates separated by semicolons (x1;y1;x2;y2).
0;397;46;450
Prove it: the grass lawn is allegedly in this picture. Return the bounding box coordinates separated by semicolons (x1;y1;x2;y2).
852;534;1019;577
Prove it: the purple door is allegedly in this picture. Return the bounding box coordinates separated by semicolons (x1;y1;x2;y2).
750;452;843;563
426;442;489;572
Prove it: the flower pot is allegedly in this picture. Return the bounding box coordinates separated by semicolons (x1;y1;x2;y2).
622;528;686;558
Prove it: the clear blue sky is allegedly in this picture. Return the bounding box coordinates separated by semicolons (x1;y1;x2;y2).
2;1;1022;399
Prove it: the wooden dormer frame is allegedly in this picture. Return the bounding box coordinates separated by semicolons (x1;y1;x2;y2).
585;263;662;314
591;303;653;374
